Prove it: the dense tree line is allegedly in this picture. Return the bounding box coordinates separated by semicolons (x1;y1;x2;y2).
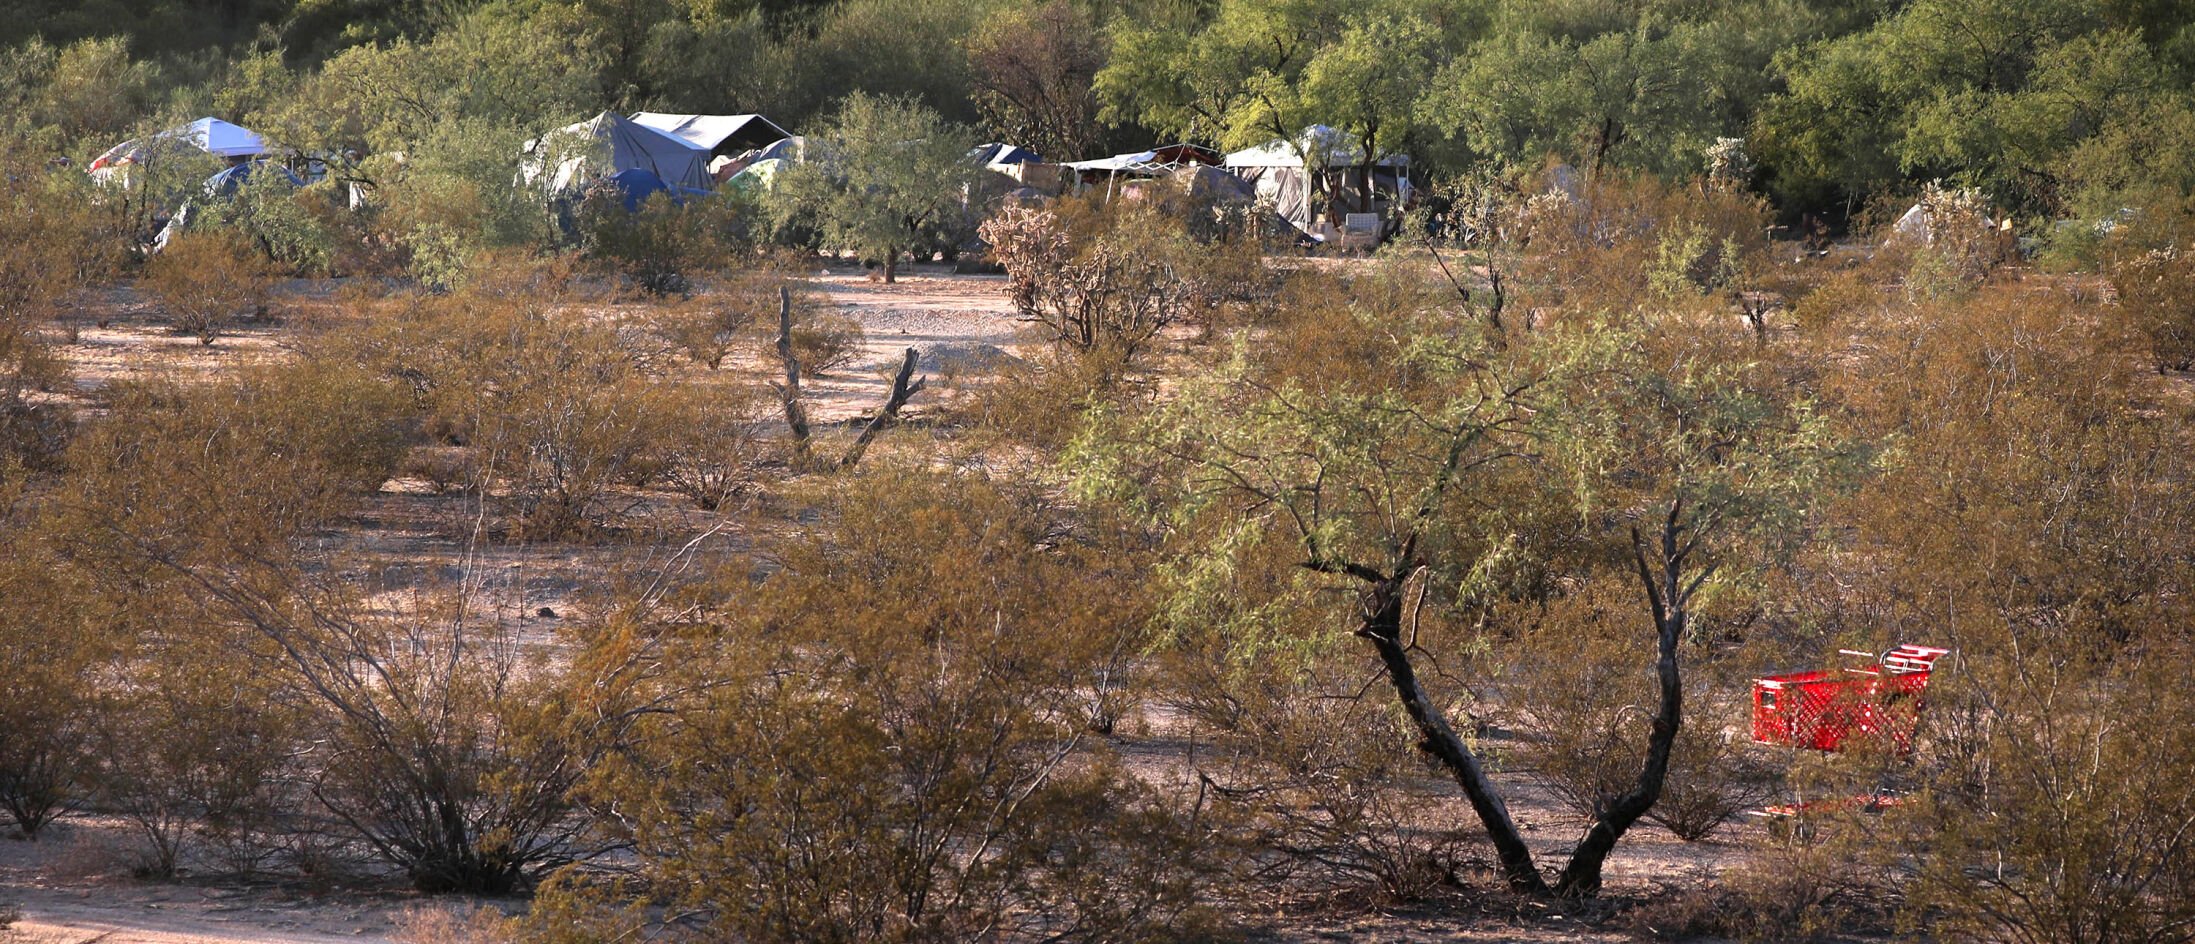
10;0;2195;228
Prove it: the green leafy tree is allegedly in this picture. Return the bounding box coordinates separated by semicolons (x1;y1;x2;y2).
771;92;978;282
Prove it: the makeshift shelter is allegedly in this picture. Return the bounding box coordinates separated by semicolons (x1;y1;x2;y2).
1173;164;1253;203
723;158;789;195
968;143;1042;167
593;168;695;212
1066;143;1218;179
1223;125;1409;238
524;111;714;196
153;159;306;251
753;136;808;164
203;160;304;197
88;117;274;181
630;113;791;159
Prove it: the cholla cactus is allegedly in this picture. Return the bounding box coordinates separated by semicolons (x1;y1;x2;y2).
1704;137;1754;190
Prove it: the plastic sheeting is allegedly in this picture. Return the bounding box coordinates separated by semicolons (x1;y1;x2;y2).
524;111;715;195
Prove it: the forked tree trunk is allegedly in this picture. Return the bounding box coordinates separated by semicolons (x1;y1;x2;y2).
1355;572;1549;894
1554;502;1707;896
772;285;810;458
840;346;926;468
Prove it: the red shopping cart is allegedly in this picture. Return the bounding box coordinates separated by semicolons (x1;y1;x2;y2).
1751;645;1949;753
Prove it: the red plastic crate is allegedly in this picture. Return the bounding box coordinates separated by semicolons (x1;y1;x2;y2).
1752;645;1948;753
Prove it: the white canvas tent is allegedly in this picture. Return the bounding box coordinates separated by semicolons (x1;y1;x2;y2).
630;113;790;158
89;117;273;176
523;111;715;196
1223;125;1409;237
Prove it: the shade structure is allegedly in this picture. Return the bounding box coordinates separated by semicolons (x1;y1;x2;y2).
525;111;715;195
969;143;1042;167
88;117;272;173
1221;125;1407;170
630;113;790;158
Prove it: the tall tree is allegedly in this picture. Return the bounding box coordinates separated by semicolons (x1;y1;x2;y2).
771;93;979;282
965;0;1109;161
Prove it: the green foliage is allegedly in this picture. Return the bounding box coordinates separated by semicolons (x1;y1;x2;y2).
1757;0;2195;217
770;92;979;281
579;190;750;295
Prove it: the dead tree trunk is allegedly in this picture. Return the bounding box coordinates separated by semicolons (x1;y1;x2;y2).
1554;499;1710;896
771;285;810;459
840;347;926;468
1353;568;1549;894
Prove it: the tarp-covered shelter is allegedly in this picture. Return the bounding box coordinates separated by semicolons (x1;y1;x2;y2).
1223;125;1409;237
591;168;714;212
969;143;1042;167
630;113;791;159
89;117;273;177
1065;143;1219;179
154;159;306;251
723;158;789;195
525;111;714;196
204;160;304;197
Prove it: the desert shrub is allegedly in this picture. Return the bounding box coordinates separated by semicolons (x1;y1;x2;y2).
1788;269;1881;333
1647;219;1744;298
1908;650;2195;944
1509;576;1782;843
92;652;299;879
185;169;341;276
981;198;1257;369
142;229;277;344
1896;184;2011;299
321;263;698;538
580;190;750;296
292;584;622;894
646;380;773;511
0;156;117;439
1199;676;1481;902
651;266;785;369
1631;828;1896;942
787;308;865;378
53;367;408;585
557;468;1209;941
393;904;517;944
0;548;102;840
1510;171;1771;316
2106;243;2195;372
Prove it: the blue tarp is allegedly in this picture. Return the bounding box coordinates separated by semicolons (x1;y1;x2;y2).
969;143;1042;166
203;161;303;198
598;168;713;211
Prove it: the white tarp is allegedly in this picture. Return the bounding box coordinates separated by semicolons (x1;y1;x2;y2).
1222;124;1407;170
630;113;790;156
89;117;271;174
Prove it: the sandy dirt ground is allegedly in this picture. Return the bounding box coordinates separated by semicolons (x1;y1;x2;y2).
6;265;1755;943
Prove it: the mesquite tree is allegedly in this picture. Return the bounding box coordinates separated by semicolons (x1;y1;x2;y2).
1079;273;1846;896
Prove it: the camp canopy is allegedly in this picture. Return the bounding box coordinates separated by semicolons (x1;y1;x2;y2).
1221;125;1407;170
89;117;272;173
524;111;715;195
1223;126;1409;237
630;113;791;158
969;143;1042;167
